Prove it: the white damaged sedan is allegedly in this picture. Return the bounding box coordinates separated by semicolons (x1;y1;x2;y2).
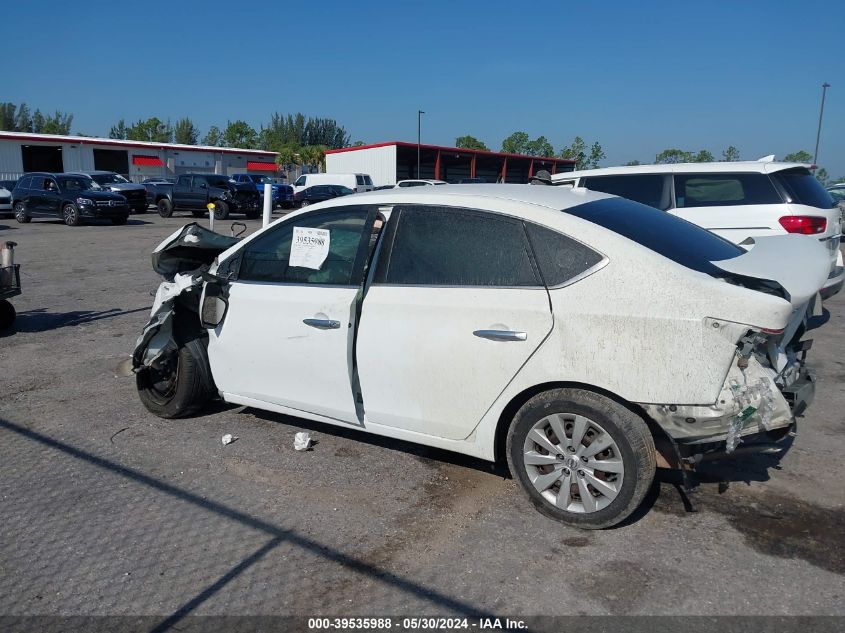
132;185;830;528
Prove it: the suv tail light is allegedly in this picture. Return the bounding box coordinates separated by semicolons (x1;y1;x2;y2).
778;215;827;235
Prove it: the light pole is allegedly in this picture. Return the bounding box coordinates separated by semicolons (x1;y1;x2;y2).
813;82;830;167
417;110;425;178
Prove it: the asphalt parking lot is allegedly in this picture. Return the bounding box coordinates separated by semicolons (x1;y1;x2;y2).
1;212;844;624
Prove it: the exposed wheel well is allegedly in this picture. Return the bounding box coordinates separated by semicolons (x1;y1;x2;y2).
492;381;679;469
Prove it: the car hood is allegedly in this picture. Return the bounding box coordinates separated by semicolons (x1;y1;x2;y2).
711;234;830;307
100;182;146;192
152;222;241;279
80;190;128;201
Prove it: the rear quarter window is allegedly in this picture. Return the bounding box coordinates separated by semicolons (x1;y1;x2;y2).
525;223;604;286
772;168;835;209
674;173;781;208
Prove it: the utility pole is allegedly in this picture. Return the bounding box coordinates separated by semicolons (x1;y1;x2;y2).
813;82;830;167
417;110;425;178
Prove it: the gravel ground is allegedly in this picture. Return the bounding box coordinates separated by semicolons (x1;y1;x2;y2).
1;212;843;624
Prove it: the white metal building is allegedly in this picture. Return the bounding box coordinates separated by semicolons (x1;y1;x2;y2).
0;131;279;182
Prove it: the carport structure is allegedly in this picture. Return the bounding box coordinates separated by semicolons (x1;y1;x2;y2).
325;141;576;186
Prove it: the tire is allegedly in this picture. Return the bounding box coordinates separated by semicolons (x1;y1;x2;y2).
0;299;15;331
212;200;229;220
506;387;656;529
157;198;173;218
62;203;81;227
136;338;214;419
111;214;129;225
300;200;310;207
14;202;30;224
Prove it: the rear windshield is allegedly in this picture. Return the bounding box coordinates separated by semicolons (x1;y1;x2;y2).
772;168;835;209
565;197;744;276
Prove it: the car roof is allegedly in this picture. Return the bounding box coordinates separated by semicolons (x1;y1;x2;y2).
320;183;612;212
551;160;812;181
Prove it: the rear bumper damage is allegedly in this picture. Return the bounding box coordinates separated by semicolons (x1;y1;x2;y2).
641;354;813;452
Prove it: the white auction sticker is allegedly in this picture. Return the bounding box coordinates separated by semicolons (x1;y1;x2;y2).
289;227;330;270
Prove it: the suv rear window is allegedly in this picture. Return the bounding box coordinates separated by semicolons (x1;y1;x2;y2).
581;174;670;210
772;168;835;209
674;173;781;207
566;197;744;276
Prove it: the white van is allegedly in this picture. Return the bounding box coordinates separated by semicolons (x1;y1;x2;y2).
293;173;373;194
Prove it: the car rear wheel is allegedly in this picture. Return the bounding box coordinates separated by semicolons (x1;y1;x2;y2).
0;299;16;331
14;202;30;224
136;338;214;419
506;387;656;529
212;200;229;220
300;200;310;207
62;204;81;227
157;198;173;218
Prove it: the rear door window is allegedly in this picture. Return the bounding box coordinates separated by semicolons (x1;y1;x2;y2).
566;197;744;276
581;174;671;210
375;206;539;287
674;173;781;208
772;168;835;209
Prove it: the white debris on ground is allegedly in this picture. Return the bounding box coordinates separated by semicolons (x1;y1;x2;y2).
221;434;238;446
294;432;312;451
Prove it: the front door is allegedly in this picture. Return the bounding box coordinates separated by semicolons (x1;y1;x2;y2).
207;206;376;424
356;205;553;440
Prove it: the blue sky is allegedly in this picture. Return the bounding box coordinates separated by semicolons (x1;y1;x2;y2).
4;0;843;176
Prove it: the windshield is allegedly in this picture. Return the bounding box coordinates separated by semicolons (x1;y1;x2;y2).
565;197;744;276
247;175;271;184
92;173;130;185
59;176;101;192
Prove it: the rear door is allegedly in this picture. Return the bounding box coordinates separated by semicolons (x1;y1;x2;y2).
671;172;785;242
355;205;553;440
173;175;193;208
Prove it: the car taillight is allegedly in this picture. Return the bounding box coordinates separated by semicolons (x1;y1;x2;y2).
778;215;827;234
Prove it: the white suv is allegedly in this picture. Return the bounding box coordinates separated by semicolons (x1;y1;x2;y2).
551;159;843;298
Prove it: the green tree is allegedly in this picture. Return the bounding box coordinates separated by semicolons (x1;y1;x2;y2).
39;111;73;135
14;103;32;132
202;125;222;147
625;160;641;166
0;103;17;131
109;119;128;139
692;150;714;162
524;135;554;157
722;146;740;161
559;136;604;170
174;117;199;145
352;140;365;147
501;131;530;154
655;148;692;164
783;150;813;163
455;135;489;151
126;117;173;143
222;120;257;148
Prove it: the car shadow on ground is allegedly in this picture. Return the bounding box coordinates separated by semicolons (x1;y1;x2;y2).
0;417;498;628
26;218;155;227
9;306;151;334
807;307;831;330
247;408;509;477
0;223;18;231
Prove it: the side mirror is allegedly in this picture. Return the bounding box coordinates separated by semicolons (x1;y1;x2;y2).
200;282;228;329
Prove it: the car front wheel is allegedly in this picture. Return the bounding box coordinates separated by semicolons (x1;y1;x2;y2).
63;204;81;226
506;387;656;529
157;198;173;218
14;202;30;224
136;338;214;419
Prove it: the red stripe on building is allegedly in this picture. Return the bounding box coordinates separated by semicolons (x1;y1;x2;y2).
247;161;277;171
132;155;165;167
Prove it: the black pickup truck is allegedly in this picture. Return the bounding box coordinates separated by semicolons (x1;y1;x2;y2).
152;173;261;220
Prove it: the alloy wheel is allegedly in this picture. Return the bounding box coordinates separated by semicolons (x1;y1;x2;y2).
522;413;624;513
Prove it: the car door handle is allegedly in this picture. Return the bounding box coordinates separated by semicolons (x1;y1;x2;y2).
303;318;341;330
473;329;527;341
